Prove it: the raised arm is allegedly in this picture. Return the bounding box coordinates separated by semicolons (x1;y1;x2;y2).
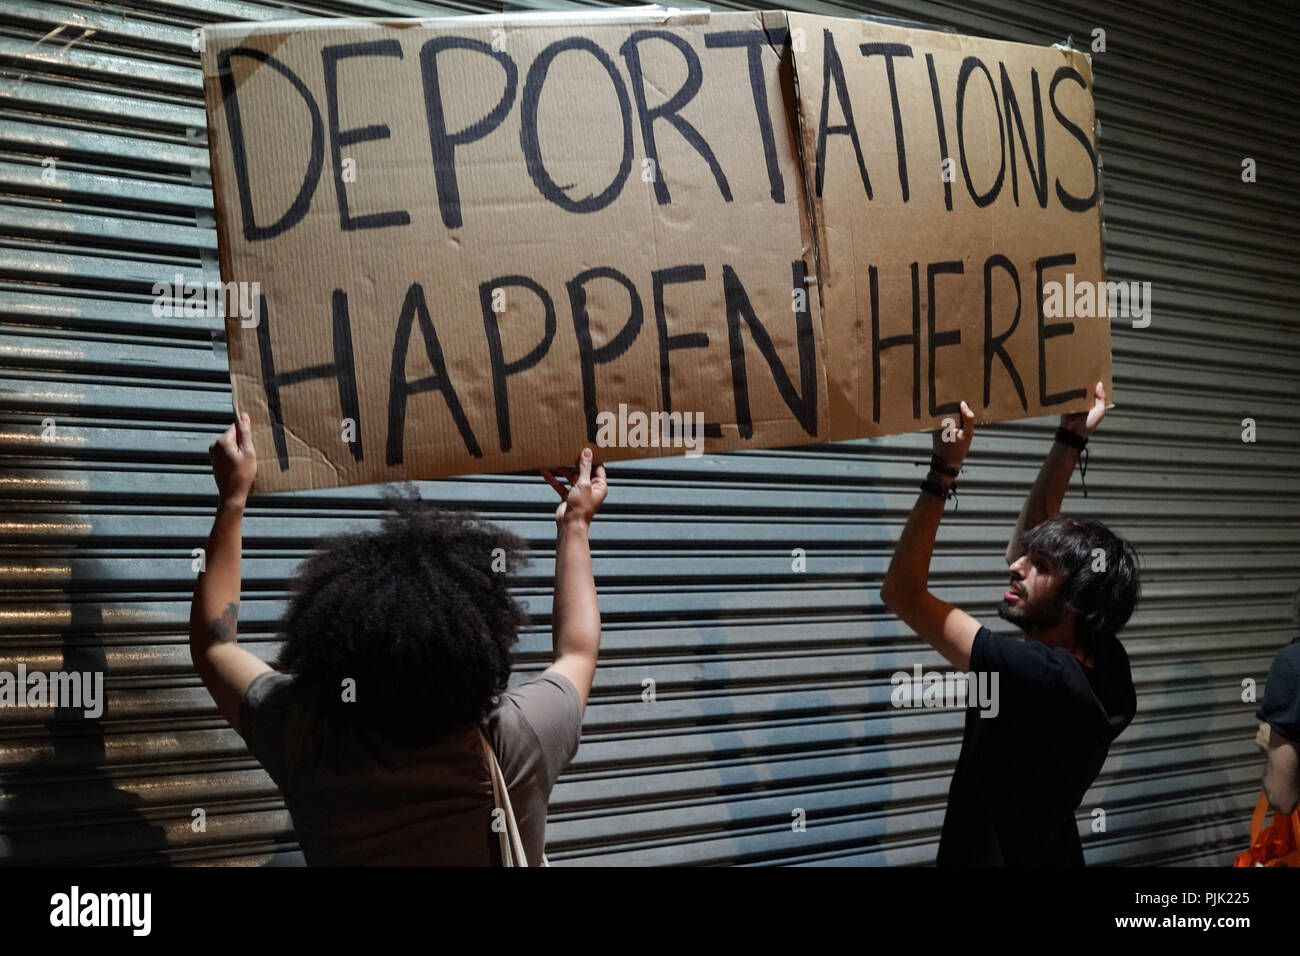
189;413;269;733
540;448;608;709
1006;381;1108;565
880;402;982;670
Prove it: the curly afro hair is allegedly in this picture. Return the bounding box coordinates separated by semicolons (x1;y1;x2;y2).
274;486;531;746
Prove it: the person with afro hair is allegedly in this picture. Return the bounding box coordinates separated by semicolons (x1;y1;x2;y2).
189;414;607;865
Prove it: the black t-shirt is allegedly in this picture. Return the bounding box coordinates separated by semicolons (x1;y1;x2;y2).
1256;636;1300;740
936;626;1137;866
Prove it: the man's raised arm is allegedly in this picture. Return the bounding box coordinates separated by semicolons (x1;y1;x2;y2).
1006;382;1108;565
880;402;982;671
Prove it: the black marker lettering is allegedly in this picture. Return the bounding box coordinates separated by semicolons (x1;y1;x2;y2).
704;28;787;203
860;43;913;202
217;47;323;241
569;267;644;442
983;254;1027;410
1035;253;1088;407
724;262;818;439
419;36;518;230
1049;66;1098;211
870;263;921;423
388;283;480;464
651;265;722;439
927;260;963;416
956;56;1006;208
256;291;361;471
481;276;556;453
925;53;953;212
322;40;410;231
1000;63;1047;208
521;38;633;213
622;31;731;204
815;29;872;200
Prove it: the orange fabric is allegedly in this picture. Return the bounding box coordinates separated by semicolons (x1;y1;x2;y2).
1234;790;1300;867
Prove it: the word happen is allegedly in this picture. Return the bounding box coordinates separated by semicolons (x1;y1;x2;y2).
252;261;818;472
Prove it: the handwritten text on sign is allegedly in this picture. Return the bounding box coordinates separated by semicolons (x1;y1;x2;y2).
200;11;1108;492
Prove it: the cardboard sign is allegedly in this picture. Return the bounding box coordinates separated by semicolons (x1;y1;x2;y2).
785;14;1110;440
200;9;1108;493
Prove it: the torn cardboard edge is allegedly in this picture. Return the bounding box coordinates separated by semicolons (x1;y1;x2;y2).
198;6;714;79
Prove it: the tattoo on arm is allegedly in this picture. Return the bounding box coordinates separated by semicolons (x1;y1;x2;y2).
208;602;239;644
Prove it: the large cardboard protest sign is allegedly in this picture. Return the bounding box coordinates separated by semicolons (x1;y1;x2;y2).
784;14;1109;440
200;9;1107;493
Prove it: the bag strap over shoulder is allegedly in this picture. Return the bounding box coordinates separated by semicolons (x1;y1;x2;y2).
478;726;538;867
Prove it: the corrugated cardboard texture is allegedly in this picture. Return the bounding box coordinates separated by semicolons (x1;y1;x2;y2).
201;9;1106;493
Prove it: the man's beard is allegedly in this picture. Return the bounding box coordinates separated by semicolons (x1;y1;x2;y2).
997;589;1067;633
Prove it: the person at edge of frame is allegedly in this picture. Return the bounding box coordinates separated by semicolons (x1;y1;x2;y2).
881;381;1141;865
190;415;607;865
1254;584;1300;817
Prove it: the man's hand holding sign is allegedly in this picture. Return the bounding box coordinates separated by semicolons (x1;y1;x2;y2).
881;381;1109;672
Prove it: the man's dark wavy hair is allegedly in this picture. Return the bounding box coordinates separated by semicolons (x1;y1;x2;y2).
1021;515;1141;654
274;486;531;745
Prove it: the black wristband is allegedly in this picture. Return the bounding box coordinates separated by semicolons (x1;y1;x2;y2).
1055;426;1088;450
928;453;960;478
1054;427;1090;498
920;476;959;510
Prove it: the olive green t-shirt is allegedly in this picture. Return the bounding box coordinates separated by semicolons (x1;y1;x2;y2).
239;670;583;866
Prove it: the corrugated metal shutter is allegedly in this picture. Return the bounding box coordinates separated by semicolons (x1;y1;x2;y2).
2;0;1296;867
